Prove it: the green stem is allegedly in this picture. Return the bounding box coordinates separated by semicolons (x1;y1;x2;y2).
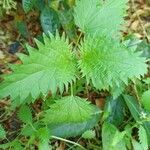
71;83;74;96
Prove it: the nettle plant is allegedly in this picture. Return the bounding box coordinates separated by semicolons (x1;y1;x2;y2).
0;0;149;149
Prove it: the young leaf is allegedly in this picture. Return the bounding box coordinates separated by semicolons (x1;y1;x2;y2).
39;140;51;150
37;128;51;150
18;105;32;124
79;36;147;92
22;0;34;13
74;0;128;36
43;96;101;124
40;7;60;34
102;122;126;150
82;130;95;139
0;124;6;139
141;90;150;111
0;33;77;103
138;125;148;150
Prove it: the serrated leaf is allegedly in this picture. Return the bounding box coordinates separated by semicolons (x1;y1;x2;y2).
139;125;148;150
74;0;128;37
141;90;150;111
44;96;101;124
0;124;6;139
37;127;49;142
18;105;32;124
79;36;147;92
22;0;34;13
82;130;95;139
40;7;60;34
0;33;77;103
123;95;150;145
48;113;99;138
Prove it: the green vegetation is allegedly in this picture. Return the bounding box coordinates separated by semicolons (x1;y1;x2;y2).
0;0;150;149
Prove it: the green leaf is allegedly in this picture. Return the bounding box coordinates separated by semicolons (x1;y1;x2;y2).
74;0;128;36
79;36;147;91
132;139;143;150
34;0;45;11
37;127;49;142
123;95;140;121
138;125;148;150
43;96;101;124
0;124;6;139
82;130;95;139
48;113;99;138
59;9;77;40
39;140;51;150
16;21;29;39
141;90;150;111
40;7;60;34
123;95;150;145
0;33;77;103
104;96;125;126
18;105;32;124
12;140;24;150
22;0;34;13
102;122;126;150
136;39;150;59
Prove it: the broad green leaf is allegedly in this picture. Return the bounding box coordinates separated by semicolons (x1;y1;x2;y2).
139;125;148;150
79;36;147;91
0;33;77;103
82;130;95;139
0;124;6;139
141;90;150;111
43;96;101;124
104;96;125;126
74;0;128;37
40;7;60;34
48;113;99;138
22;0;34;13
18;105;32;124
102;122;126;150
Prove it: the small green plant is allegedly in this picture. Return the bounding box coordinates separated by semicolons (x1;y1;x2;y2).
0;0;150;149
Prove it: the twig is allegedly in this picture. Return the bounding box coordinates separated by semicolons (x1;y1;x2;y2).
51;136;86;150
131;0;150;42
